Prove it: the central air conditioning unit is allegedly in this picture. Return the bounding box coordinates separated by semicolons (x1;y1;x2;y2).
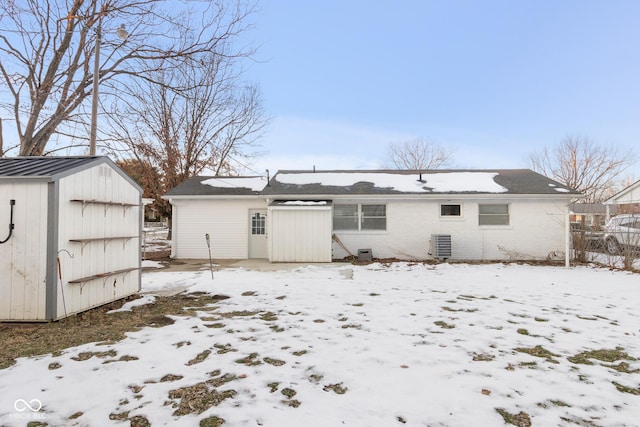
430;234;452;259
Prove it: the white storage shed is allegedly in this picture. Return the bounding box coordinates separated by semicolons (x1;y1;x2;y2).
0;156;142;321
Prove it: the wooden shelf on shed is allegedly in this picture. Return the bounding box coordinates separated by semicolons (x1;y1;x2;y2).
68;267;141;286
69;236;139;252
70;199;139;216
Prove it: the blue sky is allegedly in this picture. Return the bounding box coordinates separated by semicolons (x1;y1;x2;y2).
243;0;640;177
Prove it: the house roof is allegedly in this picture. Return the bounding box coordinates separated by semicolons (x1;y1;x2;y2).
165;176;267;196
164;169;579;198
0;156;142;192
261;169;579;196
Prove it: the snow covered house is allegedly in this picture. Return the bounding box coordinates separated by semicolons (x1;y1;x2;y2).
0;157;142;321
164;169;579;263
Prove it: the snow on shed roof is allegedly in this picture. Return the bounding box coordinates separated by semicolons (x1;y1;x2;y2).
262;169;578;196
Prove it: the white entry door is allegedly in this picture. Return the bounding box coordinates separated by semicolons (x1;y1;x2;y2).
248;209;268;258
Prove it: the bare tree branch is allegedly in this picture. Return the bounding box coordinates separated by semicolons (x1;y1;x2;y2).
0;0;258;156
527;136;637;203
384;138;455;170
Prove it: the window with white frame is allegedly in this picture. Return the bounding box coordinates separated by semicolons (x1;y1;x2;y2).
478;203;509;226
333;204;387;231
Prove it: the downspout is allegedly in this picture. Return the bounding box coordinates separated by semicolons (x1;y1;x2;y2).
565;204;571;268
169;198;176;258
0;199;15;244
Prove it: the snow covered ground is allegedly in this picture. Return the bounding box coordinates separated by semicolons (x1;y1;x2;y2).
1;262;639;426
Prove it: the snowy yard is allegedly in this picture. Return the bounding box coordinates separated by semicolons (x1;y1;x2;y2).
1;262;639;426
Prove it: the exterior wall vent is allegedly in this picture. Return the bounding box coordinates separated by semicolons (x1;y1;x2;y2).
430;234;452;259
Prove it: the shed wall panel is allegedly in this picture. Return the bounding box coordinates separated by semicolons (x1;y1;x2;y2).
0;182;48;320
56;164;141;318
269;208;332;262
172;199;266;259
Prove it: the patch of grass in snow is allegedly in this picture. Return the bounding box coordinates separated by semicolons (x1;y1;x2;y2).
534;317;549;322
434;320;455;329
160;374;184;382
48;362;61;370
71;349;117;361
517;329;529;335
103;354;139;364
323;383;348;394
241;291;257;296
495;408;531;427
281;387;297;398
537;399;571;408
68;411;83;420
513;345;560;364
186;350;211;365
0;292;229;370
213;343;236;354
175;341;191;348
268;382;279;392
205;322;226;329
199;416;226;427
218;310;259;318
568;347;636;365
235;353;262;366
292;350;308;356
269;325;285;332
472;353;495;361
576;314;599;321
612;382;640;395
167;381;237;416
260;311;278;321
603;362;640;373
442;306;478;313
264;357;286;366
109;411;130;421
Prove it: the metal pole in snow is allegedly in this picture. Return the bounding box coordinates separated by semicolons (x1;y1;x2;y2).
205;233;214;279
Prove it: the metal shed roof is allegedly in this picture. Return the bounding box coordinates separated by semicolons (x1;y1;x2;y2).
0;156;142;192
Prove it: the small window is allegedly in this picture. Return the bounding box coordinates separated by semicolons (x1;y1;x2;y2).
361;204;386;230
333;204;358;230
441;204;461;217
479;204;509;226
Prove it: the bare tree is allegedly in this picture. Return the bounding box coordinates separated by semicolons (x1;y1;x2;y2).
0;0;256;156
105;48;267;221
385;138;454;170
527;136;637;203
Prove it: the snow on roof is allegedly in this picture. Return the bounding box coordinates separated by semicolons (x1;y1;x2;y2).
282;200;328;205
201;176;267;192
275;171;508;193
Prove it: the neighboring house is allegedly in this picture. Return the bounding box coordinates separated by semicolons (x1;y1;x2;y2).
164;169;578;263
0;156;142;321
605;179;640;215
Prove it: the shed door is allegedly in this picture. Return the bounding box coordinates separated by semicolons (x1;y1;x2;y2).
248;209;268;258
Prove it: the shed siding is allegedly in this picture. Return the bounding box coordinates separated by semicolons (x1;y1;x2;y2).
56;164;141;318
269;207;332;262
0;182;49;320
172;198;266;259
332;199;568;261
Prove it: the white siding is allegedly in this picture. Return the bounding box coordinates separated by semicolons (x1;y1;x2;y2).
172;198;266;259
269;207;332;262
0;182;49;321
56;164;141;319
613;183;640;204
332;198;569;261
